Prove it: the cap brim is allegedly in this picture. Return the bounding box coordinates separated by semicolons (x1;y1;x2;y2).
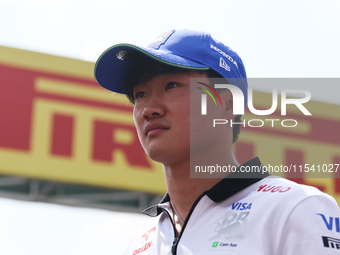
94;44;209;94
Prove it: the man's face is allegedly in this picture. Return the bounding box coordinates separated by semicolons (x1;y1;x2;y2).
132;71;210;165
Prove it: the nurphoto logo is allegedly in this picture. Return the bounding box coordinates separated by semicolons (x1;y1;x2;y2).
196;79;312;128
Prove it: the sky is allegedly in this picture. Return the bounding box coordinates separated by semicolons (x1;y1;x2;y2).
0;0;339;254
1;0;339;104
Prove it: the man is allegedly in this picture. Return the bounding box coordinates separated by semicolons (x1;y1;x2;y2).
95;29;340;254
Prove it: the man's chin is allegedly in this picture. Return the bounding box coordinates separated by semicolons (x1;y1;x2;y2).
147;150;189;167
146;151;169;164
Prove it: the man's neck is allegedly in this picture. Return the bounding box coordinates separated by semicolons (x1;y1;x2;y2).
164;152;239;221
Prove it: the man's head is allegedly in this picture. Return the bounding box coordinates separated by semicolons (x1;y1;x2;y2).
94;29;247;160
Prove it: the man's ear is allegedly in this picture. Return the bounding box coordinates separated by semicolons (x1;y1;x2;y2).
219;89;234;117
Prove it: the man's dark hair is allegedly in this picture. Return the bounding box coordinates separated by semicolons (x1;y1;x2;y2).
121;51;242;143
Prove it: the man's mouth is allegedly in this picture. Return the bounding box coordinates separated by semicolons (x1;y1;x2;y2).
145;122;169;137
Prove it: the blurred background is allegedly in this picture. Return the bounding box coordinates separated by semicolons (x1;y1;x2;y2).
0;0;339;254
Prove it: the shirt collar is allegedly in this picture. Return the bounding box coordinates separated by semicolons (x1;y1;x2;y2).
143;157;269;216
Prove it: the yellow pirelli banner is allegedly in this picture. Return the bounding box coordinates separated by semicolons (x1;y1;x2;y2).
0;46;165;193
0;46;339;201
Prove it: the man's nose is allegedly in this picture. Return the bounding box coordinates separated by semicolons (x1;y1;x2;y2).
142;95;165;120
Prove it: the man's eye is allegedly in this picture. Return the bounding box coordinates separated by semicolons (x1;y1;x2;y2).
134;91;146;99
165;82;178;90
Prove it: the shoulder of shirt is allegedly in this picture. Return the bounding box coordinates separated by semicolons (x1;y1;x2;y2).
254;176;336;204
123;217;161;254
125;215;162;242
131;216;160;236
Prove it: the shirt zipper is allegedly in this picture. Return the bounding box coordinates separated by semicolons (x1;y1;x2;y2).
168;193;206;255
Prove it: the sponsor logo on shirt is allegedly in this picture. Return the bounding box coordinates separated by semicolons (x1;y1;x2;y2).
141;226;156;241
133;226;156;255
256;184;291;193
231;202;252;210
318;214;340;232
212;241;237;248
322;236;340;250
209;210;250;241
212;241;219;247
133;241;152;255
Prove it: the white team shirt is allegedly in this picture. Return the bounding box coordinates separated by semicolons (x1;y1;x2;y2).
124;157;340;255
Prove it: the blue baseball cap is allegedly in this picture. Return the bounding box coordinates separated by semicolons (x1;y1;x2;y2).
94;29;248;105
